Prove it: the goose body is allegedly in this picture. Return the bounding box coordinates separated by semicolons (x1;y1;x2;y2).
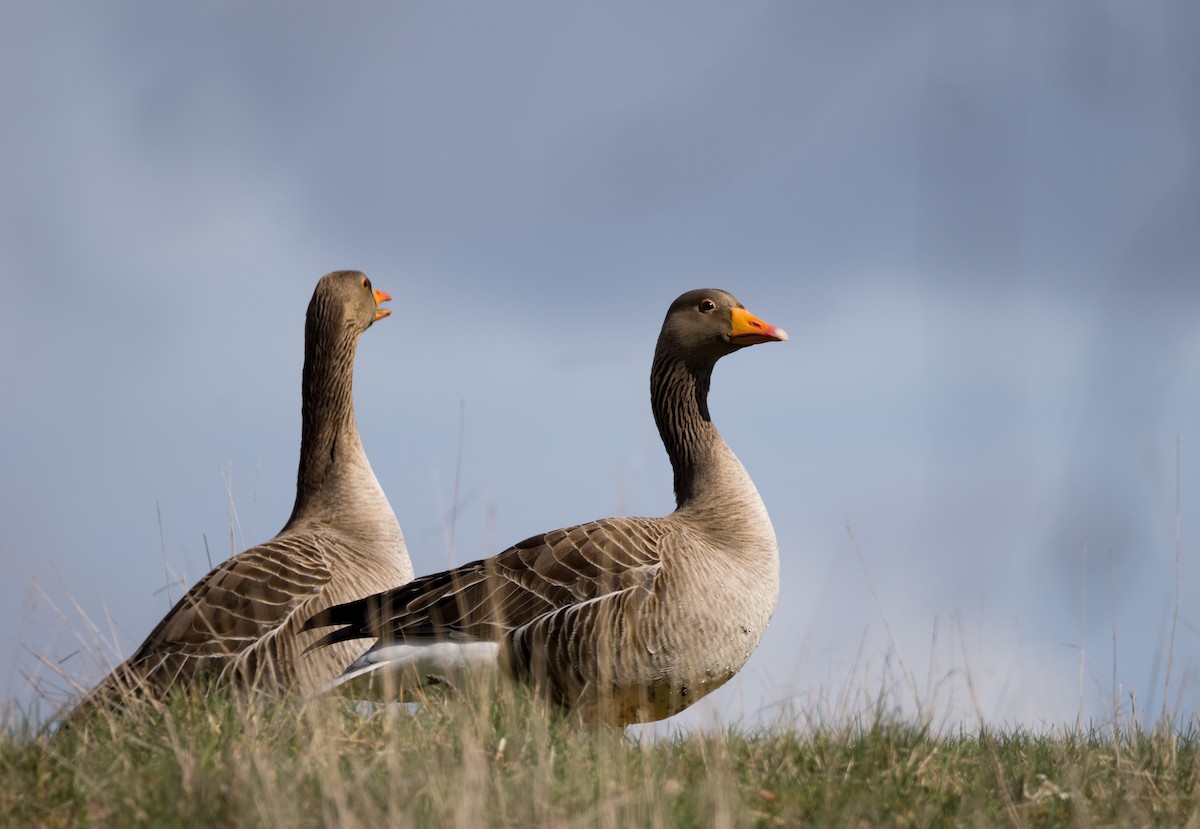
306;289;786;726
76;271;414;710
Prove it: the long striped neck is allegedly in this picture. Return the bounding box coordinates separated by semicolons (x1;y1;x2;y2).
650;348;721;509
287;295;364;525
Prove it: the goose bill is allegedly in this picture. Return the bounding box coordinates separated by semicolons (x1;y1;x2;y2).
373;288;392;321
729;307;787;344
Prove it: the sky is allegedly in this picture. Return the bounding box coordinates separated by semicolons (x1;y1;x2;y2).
2;1;1198;732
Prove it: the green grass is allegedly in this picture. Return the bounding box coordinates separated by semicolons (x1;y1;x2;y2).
3;684;1198;828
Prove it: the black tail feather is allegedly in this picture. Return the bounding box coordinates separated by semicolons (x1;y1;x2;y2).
303;625;363;654
302;591;402;653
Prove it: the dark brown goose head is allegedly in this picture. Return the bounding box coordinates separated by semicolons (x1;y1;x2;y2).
657;289;787;367
652;289;786;507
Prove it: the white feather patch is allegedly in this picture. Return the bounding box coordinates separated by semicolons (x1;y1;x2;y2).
322;640;501;700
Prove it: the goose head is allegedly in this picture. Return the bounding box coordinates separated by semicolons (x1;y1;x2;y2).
311;270;392;336
658;289;787;367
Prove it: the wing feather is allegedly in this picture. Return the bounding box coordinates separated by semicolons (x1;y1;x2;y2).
304;517;667;650
124;529;339;682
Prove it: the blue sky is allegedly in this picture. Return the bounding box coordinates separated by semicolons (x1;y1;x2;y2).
2;2;1198;730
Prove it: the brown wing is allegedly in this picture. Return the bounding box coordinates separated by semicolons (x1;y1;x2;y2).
122;531;335;688
306;517;667;648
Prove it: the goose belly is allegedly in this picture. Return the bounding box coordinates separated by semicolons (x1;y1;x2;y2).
578;579;777;725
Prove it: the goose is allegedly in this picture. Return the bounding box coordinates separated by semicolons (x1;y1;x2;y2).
75;270;414;711
304;289;786;726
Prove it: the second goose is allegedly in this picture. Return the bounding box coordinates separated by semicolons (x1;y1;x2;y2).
74;271;414;715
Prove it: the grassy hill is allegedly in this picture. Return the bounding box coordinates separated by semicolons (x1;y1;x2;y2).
3;683;1197;828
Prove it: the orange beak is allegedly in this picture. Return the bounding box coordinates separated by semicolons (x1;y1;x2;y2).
373;288;392;321
729;306;787;345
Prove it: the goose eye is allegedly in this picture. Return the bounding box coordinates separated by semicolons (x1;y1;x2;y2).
362;276;371;291
698;299;716;313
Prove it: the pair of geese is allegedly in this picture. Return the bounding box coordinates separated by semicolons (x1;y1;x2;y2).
77;271;787;727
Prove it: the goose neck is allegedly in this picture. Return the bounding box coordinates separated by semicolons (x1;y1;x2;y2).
650;352;723;508
288;325;363;522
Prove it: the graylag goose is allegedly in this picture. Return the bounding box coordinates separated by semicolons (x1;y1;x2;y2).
305;289;786;726
75;271;414;712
